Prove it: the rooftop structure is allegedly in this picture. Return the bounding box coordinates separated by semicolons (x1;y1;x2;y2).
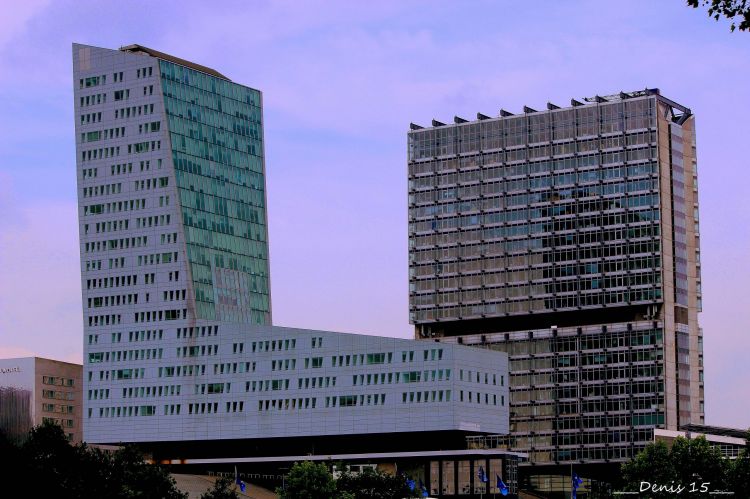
119;44;230;80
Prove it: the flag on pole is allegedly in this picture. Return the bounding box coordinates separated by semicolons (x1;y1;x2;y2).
234;466;246;493
572;472;583;499
419;479;428;497
477;466;488;483
496;474;509;496
406;476;416;491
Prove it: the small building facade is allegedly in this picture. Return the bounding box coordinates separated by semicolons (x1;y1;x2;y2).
0;357;83;442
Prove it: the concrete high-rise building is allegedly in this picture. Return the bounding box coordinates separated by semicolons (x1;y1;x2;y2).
75;43;271;329
407;89;703;485
74;42;272;443
0;357;83;443
73;45;523;496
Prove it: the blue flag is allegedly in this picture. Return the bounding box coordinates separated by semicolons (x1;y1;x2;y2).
477;466;488;483
406;476;416;491
496;474;509;496
235;466;246;493
572;472;583;499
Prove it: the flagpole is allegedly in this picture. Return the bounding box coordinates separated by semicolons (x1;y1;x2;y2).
478;466;482;499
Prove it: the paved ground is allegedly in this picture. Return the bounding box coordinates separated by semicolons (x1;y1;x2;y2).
172;474;277;499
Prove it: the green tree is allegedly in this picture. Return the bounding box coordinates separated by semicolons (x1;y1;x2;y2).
76;444;121;497
201;476;240;499
112;445;188;499
687;0;750;31
621;436;730;498
3;421;187;499
277;461;336;499
621;440;676;498
335;467;418;499
727;429;750;495
22;420;86;498
669;435;728;494
0;428;29;491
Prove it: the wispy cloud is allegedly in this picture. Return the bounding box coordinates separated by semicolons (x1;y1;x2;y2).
0;0;51;49
0;0;748;425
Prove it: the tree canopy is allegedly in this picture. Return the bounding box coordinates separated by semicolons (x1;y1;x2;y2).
277;461;420;499
0;421;187;499
621;433;750;498
688;0;750;31
200;476;240;499
277;461;337;499
335;467;419;499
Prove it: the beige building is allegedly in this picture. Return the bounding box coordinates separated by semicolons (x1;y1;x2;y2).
0;357;83;443
407;89;704;492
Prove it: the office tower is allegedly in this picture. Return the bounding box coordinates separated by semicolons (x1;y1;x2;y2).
74;42;273;442
407;89;703;481
75;44;271;327
72;46;518;492
0;357;83;443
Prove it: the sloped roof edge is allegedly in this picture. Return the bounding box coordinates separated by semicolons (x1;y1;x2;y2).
119;44;231;81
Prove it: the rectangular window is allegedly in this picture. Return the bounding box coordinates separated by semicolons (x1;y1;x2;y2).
339;395;357;407
367;353;386;365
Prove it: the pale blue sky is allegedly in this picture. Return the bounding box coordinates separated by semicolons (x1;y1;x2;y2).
0;0;748;427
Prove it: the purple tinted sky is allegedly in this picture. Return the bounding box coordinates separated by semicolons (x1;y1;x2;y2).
0;1;748;427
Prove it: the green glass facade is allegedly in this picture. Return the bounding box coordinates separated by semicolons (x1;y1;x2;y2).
159;60;270;324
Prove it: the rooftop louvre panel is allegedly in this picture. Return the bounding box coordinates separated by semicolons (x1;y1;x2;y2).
408;88;690;132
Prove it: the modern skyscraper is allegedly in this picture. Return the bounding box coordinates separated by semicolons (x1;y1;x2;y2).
75;43;271;329
72;46;519;493
407;89;703;483
74;41;273;443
